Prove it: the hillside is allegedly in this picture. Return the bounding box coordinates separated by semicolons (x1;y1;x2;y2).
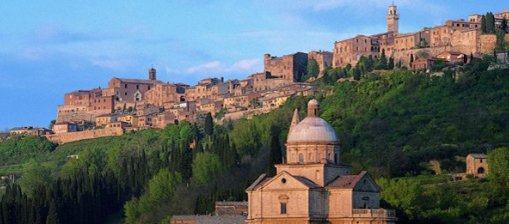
1;57;509;223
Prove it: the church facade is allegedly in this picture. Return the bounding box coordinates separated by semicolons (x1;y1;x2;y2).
246;99;396;224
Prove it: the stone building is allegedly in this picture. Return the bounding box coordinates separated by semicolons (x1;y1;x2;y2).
466;153;489;178
332;4;506;68
264;52;308;82
333;35;378;68
9;127;52;136
411;58;436;71
308;51;333;77
52;122;78;134
246;100;396;224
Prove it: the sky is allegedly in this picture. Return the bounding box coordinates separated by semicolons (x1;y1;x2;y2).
0;0;505;130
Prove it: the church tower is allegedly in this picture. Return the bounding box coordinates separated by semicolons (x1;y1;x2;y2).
148;67;157;81
387;3;399;33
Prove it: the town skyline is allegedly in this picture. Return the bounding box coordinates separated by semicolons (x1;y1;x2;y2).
0;0;505;130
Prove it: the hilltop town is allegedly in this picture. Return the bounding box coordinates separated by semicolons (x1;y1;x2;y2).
9;4;509;144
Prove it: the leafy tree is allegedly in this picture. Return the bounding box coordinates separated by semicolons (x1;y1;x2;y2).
488;147;509;186
305;59;320;80
18;160;52;198
192;152;223;185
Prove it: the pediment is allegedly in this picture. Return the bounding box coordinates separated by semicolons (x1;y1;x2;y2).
353;174;380;193
261;171;318;191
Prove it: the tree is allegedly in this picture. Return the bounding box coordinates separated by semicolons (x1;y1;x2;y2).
48;120;56;130
488;147;509;186
501;17;508;32
305;59;320;80
495;28;506;51
204;112;213;135
192;152;223;185
410;54;414;65
45;200;59;224
481;15;487;33
148;169;182;203
267;125;282;176
376;49;388;70
388;57;395;69
352;67;361;80
486;12;496;34
18;160;52;198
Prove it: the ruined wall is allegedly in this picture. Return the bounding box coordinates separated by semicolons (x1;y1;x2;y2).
46;127;123;144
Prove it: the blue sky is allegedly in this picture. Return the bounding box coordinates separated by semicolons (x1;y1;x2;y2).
0;0;505;130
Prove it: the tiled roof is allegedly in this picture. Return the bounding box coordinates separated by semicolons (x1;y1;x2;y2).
293;176;321;188
326;171;368;189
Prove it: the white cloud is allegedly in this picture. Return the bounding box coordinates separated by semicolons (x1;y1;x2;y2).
182;58;263;75
91;58;133;71
228;59;263;72
186;61;224;73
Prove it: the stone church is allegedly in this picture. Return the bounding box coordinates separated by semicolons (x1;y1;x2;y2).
246;99;397;224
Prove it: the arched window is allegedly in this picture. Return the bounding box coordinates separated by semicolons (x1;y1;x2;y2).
299;153;304;164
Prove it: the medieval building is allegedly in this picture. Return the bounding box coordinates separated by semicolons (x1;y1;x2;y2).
246;99;396;224
333;4;507;68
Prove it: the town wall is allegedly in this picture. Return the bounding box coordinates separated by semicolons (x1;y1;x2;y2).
46;127;123;144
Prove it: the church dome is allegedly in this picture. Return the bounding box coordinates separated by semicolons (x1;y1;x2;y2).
287;99;338;144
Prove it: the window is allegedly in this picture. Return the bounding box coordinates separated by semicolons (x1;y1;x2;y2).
136;85;139;90
280;203;287;214
478;167;485;174
299;153;304;164
125;84;128;88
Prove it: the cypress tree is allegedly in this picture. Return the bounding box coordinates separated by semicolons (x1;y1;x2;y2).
204;112;214;135
486;12;495;34
388;57;395;69
267;125;282;176
501;17;508;31
481;15;487;33
46;200;59;224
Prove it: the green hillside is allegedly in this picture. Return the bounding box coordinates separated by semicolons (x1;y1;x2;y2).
1;57;509;224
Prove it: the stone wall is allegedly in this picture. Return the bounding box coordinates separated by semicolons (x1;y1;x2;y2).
480;34;497;54
392;46;450;66
46;127;123;144
57;109;108;123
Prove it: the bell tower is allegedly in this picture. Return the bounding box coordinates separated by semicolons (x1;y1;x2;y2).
148;67;157;81
387;3;399;33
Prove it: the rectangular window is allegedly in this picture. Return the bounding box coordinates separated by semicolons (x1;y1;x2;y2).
280;203;287;214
